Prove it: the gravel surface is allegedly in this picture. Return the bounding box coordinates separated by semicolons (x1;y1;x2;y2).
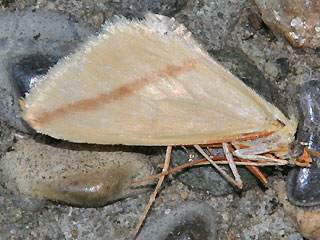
1;0;319;239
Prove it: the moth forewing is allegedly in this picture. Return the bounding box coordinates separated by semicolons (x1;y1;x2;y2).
232;117;298;161
22;14;292;148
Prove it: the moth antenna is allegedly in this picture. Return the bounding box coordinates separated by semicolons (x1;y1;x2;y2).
308;150;320;159
133;154;273;185
244;164;268;184
194;144;243;189
133;145;172;238
133;158;207;184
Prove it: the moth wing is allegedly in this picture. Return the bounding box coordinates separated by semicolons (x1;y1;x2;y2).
22;14;290;145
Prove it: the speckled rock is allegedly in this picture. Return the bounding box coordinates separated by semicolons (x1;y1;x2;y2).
277;181;320;240
137;201;217;240
254;0;320;48
0;136;155;208
0;9;96;133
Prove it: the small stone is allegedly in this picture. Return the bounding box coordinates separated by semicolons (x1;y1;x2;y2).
286;80;320;207
265;62;279;78
91;13;104;27
275;57;289;76
70;230;78;239
43;1;56;11
137;201;218;240
255;0;320;48
248;12;264;30
179;191;189;200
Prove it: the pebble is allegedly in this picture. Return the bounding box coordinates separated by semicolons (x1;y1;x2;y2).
0;136;155;208
286;80;320;207
265;62;279;78
137;201;217;240
255;0;320;48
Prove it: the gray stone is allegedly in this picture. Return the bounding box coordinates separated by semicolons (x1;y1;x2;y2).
137;201;217;240
0;9;96;133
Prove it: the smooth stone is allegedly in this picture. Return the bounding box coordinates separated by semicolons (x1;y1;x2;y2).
0;9;96;133
137;201;217;240
287;161;320;207
0;136;155;208
276;181;320;240
286;80;320;206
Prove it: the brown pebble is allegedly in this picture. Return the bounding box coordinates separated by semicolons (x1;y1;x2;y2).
70;230;78;239
276;181;320;239
1;137;155;207
255;0;320;48
248;13;264;30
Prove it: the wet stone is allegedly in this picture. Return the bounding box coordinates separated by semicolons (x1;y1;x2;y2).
137;201;217;240
8;54;59;96
0;136;155;208
286;80;320;207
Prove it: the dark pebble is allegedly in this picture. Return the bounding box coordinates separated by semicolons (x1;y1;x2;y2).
286;80;320;206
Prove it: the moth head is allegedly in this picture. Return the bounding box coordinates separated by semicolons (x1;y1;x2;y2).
288;140;312;167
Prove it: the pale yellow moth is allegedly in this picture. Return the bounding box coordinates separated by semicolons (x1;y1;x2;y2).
20;13;311;237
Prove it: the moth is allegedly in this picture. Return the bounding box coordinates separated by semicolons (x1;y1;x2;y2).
20;13;311;237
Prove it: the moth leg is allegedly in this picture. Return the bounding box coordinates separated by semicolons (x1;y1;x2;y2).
222;143;243;188
194;144;243;189
133;145;172;238
232;146;287;165
245;164;268;184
